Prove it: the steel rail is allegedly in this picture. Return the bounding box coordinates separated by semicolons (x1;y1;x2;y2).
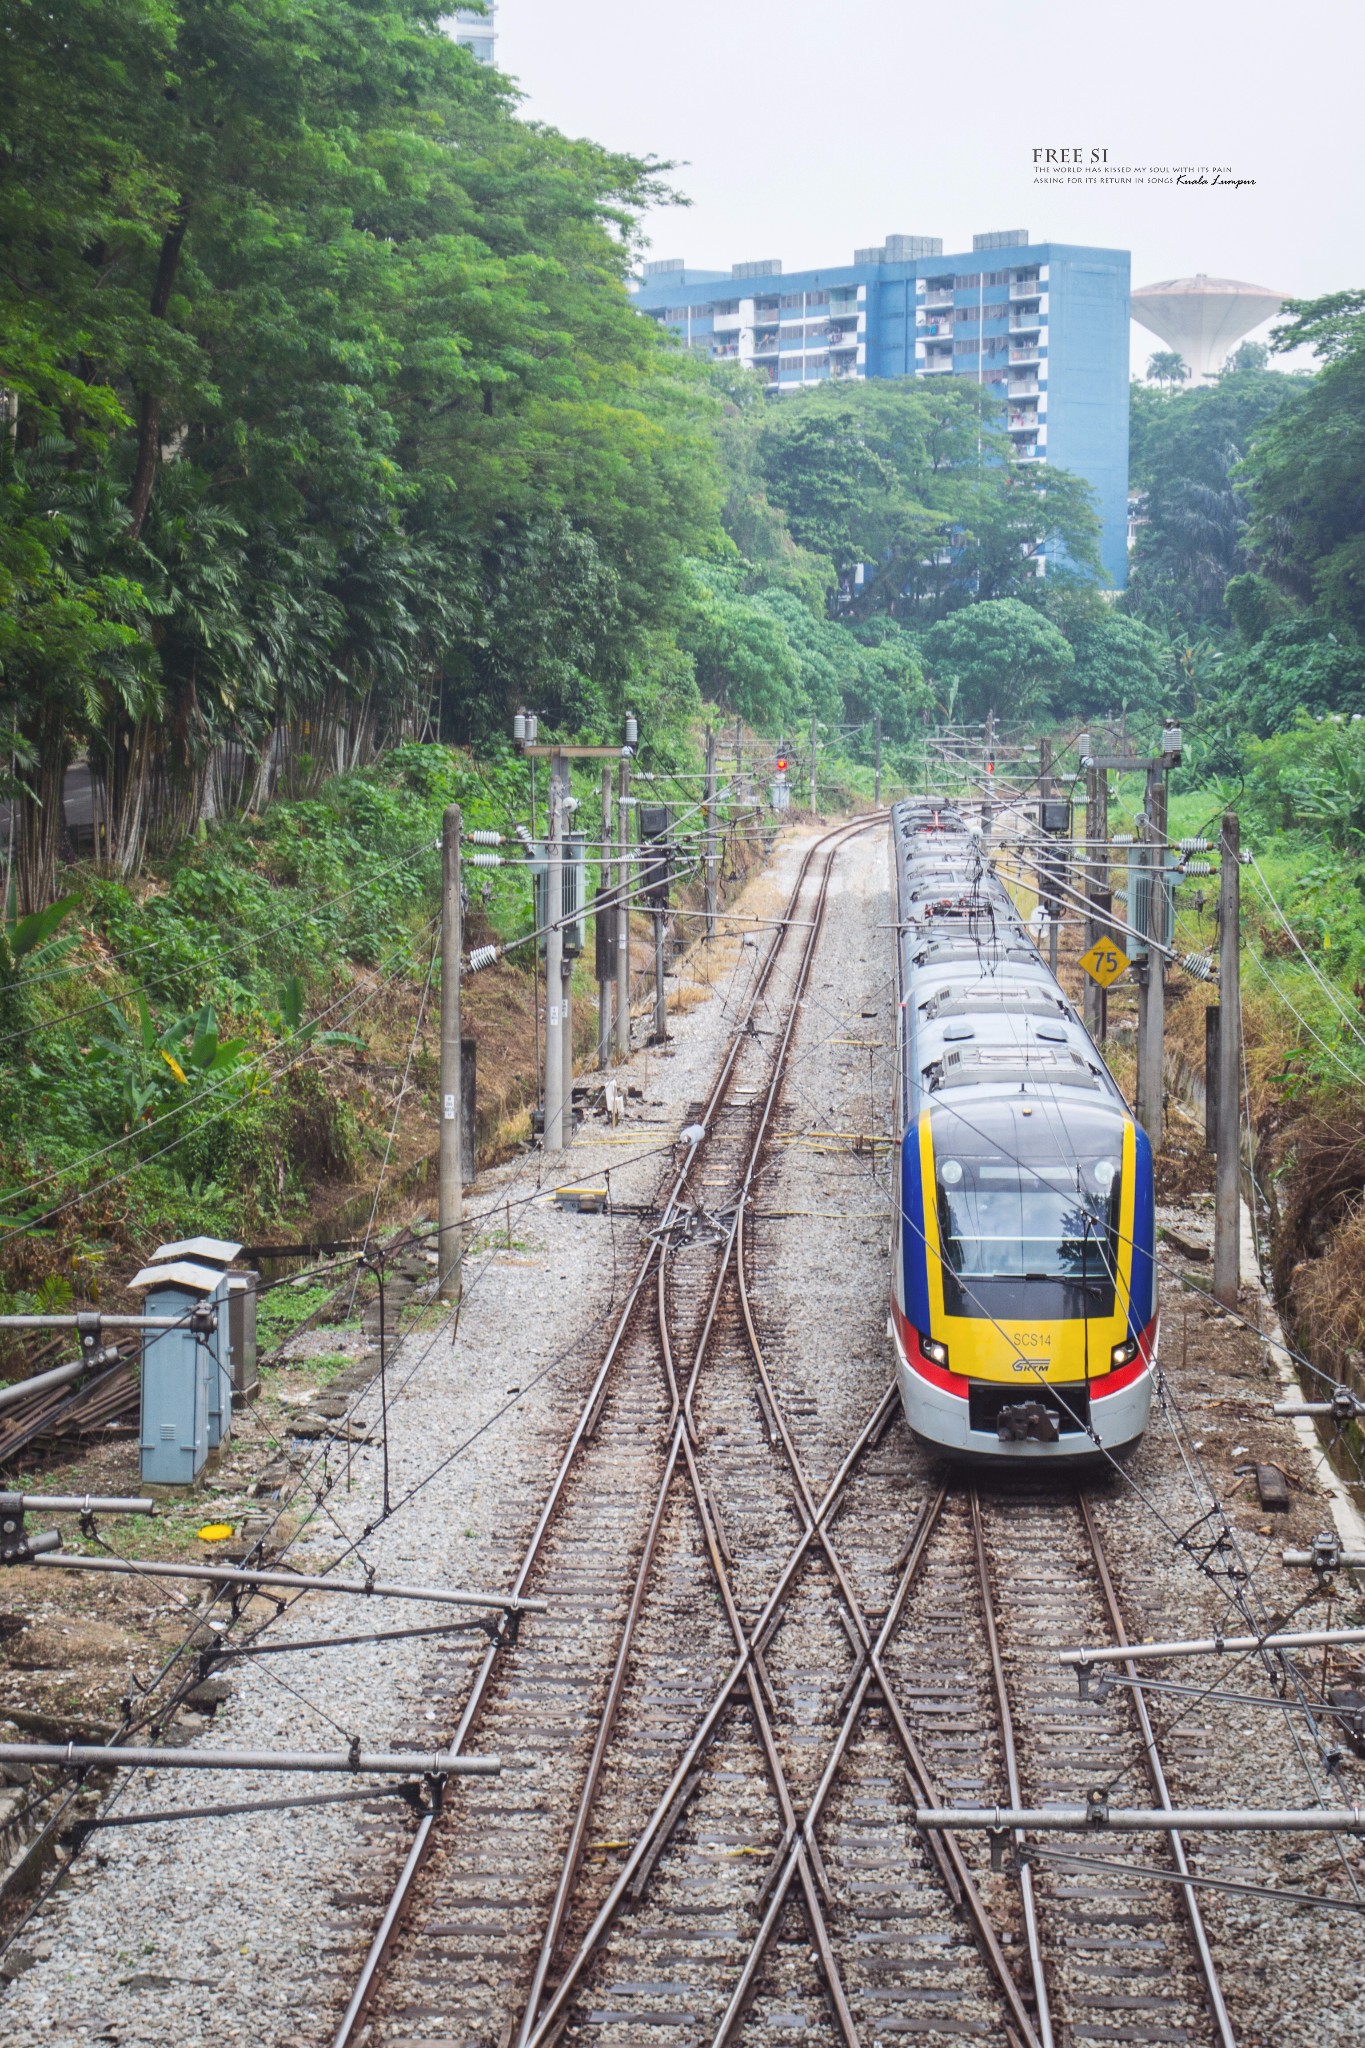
1078;1493;1237;2048
519;1388;900;2048
331;813;880;2048
521;815;1039;2048
971;1491;1055;2048
517;816;873;2048
710;1479;1040;2048
704;1247;1042;2048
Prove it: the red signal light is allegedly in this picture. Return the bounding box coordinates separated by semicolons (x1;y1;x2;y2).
776;753;789;772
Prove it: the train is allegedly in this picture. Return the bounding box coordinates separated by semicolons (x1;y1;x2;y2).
889;794;1156;1460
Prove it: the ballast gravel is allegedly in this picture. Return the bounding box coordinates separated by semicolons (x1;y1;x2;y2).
0;834;818;2048
5;819;1365;2048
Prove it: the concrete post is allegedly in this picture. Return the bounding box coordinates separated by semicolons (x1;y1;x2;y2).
544;776;565;1149
438;802;462;1299
598;765;613;1069
614;753;631;1061
1136;765;1167;1153
1214;812;1242;1306
703;724;717;938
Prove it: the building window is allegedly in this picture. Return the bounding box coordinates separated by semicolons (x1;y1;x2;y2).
713;300;740;316
953;273;981;290
457;34;494;58
754;297;780;314
805;290;829;306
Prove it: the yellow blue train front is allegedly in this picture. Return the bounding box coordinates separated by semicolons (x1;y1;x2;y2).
889;798;1156;1459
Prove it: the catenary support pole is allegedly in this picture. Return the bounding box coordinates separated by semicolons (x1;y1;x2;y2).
1083;754;1102;1037
1136;761;1167;1151
556;754;573;1148
598;765;612;1069
809;711;817;813
1214;810;1242;1306
703;723;717;938
615;752;631;1061
438;803;462;1301
874;713;882;808
653;909;667;1043
543;772;564;1150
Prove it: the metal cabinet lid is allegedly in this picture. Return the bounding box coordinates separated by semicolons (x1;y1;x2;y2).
128;1260;227;1296
151;1237;243;1266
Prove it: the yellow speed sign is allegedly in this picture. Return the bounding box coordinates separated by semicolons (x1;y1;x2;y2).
1079;938;1129;988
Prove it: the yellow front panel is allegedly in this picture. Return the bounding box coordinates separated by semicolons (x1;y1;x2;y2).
919;1112;1135;1386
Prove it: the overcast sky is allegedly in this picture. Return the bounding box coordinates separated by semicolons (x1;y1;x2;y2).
494;0;1364;375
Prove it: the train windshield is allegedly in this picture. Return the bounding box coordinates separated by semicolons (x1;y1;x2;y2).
928;1102;1126;1321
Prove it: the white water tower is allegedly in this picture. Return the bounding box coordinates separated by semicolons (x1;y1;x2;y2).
1131;274;1289;385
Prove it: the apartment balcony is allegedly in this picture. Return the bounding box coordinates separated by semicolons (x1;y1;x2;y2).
1015;443;1044;461
1009;346;1039;365
713;311;742;333
1009;312;1043;333
752;333;779;356
921;355;954;373
831;361;862;381
919;318;952;338
830;329;858;350
923;290;954;309
1009;278;1042;300
1008;377;1039;397
712;342;741;360
1008;412;1040;431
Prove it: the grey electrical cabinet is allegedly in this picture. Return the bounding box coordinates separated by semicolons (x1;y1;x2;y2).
129;1258;228;1487
152;1237;241;1448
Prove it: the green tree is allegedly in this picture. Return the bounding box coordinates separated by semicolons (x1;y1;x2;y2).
1124;362;1306;633
920;599;1075;723
1146;352;1189;390
1239;292;1365;636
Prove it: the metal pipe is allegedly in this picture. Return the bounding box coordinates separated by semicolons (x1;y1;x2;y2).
0;1315;180;1329
28;1553;547;1610
0;1360;92;1412
917;1805;1365;1833
0;1742;498;1775
1062;1624;1365;1669
1283;1550;1365;1569
8;1494;154;1514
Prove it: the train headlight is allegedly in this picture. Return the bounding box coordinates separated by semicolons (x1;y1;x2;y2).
1089;1157;1118;1193
1110;1338;1139;1370
919;1331;950;1368
937;1158;964;1187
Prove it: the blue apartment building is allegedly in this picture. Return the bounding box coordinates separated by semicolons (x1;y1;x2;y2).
633;230;1130;589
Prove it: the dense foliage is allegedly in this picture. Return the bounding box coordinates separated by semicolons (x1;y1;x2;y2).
1;0;724;908
1120;298;1365;766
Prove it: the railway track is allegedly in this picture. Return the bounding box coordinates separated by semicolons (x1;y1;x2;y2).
331;814;885;2045
330;813;1237;2048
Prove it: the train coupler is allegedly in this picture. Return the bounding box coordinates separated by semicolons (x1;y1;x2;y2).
995;1400;1060;1444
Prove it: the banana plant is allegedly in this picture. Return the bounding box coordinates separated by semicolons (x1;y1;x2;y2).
88;995;248;1128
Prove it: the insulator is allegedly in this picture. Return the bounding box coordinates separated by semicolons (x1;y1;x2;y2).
466;830;503;846
1179;859;1212;877
466;851;503;868
1180;952;1216;983
1179;836;1211;853
467;944;500;972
